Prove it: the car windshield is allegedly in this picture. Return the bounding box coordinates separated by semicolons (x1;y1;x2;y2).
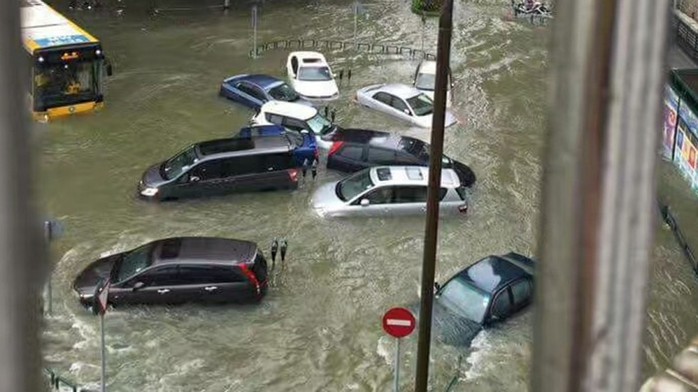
298;66;332;81
439;277;491;324
406;93;435;117
415;73;436;91
116;244;154;283
306;113;333;135
337;170;375;201
268;83;300;102
400;139;451;165
162;146;198;180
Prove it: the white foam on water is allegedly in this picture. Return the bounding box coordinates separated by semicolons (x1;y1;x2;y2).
376;336;392;366
463;329;491;381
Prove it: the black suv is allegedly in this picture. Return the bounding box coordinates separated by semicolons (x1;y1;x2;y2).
138;136;300;201
72;237;269;306
325;129;476;187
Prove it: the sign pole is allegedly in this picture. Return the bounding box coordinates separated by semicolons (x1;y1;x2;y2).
252;5;258;59
100;312;106;392
393;338;401;392
353;2;358;48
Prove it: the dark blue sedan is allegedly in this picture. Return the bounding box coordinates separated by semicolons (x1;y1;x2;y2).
236;125;319;167
220;74;308;110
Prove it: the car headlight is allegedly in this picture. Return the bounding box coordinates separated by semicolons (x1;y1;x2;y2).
140;187;159;197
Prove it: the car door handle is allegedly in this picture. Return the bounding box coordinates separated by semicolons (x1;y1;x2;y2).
204;286;218;292
157;289;170;294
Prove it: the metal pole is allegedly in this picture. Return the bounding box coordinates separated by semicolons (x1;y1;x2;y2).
252;5;258;59
532;0;669;390
100;312;106;392
0;0;43;390
43;220;52;315
393;338;400;392
354;2;358;48
414;1;453;391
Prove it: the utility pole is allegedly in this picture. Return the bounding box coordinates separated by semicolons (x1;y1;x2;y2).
532;0;669;391
0;0;44;391
414;1;453;391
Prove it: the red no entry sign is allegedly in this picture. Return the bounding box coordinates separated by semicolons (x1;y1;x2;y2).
382;307;416;338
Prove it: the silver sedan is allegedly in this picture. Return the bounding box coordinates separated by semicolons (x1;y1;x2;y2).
311;166;468;218
354;83;457;128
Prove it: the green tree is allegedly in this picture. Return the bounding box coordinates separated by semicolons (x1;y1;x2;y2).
411;0;444;16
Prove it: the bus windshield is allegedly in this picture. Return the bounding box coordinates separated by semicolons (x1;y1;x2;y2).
33;61;101;111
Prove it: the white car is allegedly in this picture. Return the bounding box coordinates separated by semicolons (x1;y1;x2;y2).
355;83;457;128
250;101;337;150
286;51;339;101
413;60;453;107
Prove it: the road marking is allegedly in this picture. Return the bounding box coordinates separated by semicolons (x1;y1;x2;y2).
387;319;412;327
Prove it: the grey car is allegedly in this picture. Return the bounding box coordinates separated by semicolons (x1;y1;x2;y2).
311;166;468;218
354;83;458;128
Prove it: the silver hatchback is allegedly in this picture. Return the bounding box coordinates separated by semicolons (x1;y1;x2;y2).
311;166;468;218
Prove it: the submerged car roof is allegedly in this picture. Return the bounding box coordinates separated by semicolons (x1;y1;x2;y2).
378;83;423;99
290;51;328;64
369;166;460;188
260;101;317;120
194;136;292;159
457;255;532;294
240;74;284;89
418;60;437;75
151;237;258;266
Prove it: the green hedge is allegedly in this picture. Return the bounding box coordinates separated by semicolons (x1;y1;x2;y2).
411;0;444;16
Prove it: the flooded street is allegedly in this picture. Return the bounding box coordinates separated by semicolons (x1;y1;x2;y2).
36;0;698;390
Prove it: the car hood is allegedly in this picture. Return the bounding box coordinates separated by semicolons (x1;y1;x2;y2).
72;255;119;297
311;181;345;216
410;300;484;347
293;80;339;98
141;163;168;188
415;110;457;128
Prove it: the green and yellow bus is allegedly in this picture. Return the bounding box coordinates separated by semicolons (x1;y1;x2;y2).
21;0;112;121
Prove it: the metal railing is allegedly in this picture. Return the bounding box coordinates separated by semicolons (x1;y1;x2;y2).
249;38;436;60
675;11;698;61
44;368;88;392
658;202;698;275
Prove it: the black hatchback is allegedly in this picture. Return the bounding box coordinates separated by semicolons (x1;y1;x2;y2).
138;136;300;201
325;129;476;187
72;237;268;307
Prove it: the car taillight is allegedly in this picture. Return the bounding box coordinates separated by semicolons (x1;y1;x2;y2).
328;141;345;157
458;204;468;214
240;263;261;296
288;168;299;182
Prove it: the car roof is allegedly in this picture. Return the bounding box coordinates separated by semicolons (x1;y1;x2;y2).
456;255;532;294
418;60;437;75
369;166;460;188
195;136;292;159
151;237;258;266
290;51;328;63
259;101;317;120
239;74;284;89
337;131;426;151
377;83;422;99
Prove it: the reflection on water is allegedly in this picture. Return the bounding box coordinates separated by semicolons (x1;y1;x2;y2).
36;0;698;390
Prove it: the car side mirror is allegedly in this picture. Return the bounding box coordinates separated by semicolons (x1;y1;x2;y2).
132;281;146;291
190;175;200;183
403;109;411;115
300;129;309;134
360;199;370;207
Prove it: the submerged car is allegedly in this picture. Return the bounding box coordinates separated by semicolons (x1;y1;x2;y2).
236;124;319;166
250;101;338;149
219;74;308;110
72;237;269;307
286;51;339;101
413;60;453;107
429;252;535;346
355;83;457;128
137;136;299;201
311;166;468;218
324;129;476;187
